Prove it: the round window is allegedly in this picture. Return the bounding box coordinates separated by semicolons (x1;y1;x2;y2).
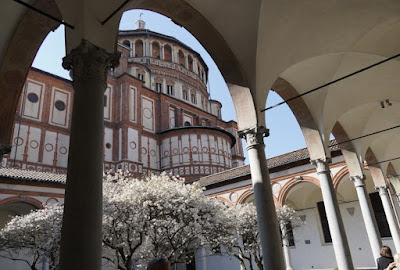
27;93;39;103
55;100;66;111
106;143;112;149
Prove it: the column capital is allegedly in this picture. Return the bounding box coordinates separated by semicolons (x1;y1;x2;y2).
238;125;269;150
350;175;366;188
62;40;120;84
375;185;388;195
310;157;331;174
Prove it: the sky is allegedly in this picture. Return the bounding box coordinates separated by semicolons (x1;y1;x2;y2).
32;9;307;163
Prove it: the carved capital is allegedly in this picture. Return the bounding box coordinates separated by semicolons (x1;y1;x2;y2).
238;125;269;150
310;158;332;174
62;40;120;84
375;185;388;196
350;175;366;188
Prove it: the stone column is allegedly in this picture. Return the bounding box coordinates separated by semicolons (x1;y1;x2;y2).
58;40;119;270
238;125;285;270
311;158;354;270
280;222;294;270
184;54;189;69
376;185;400;252
0;144;11;167
350;175;382;261
160;45;164;60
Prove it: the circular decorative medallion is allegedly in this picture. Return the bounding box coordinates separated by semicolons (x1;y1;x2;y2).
46;198;58;205
150;150;156;157
202;147;208;153
59;146;68;155
29;140;39;149
130;164;136;171
230;192;238;202
164;150;169;157
27;93;39;103
55;100;66;111
130;141;137;149
210;147;216;153
183;147;189;153
172;148;179;154
192;146;198;153
45;143;53;152
272;183;281;195
143;108;152;119
14;137;23;146
141;147;147;154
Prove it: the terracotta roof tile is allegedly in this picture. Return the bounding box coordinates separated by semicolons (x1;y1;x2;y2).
0;167;66;183
198;140;340;187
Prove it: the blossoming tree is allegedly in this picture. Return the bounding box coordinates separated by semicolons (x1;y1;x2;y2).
0;205;63;270
102;171;234;270
224;204;302;270
0;171;233;270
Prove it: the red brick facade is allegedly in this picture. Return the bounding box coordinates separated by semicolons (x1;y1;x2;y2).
3;28;245;182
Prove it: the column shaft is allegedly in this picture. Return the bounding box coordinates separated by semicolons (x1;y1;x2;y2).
280;223;294;270
239;126;285;270
377;186;400;252
351;176;382;262
58;40;119;270
312;159;354;270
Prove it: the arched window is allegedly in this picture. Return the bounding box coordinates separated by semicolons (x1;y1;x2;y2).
188;55;194;71
152;41;160;59
184;121;191;126
122;40;130;48
164;45;172;61
135;40;143;57
178;50;185;66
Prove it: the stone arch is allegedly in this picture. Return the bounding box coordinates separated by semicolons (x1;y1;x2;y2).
278;176;320;206
0;0;61;146
0;196;44;209
215;196;232;207
152;41;160;59
387;163;400;195
188;55;194;71
164;44;172;61
333;166;351;190
271;77;327;160
365;147;387;187
237;189;254;205
122;40;131;48
178;50;185;66
135;39;144;57
237;189;278;206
